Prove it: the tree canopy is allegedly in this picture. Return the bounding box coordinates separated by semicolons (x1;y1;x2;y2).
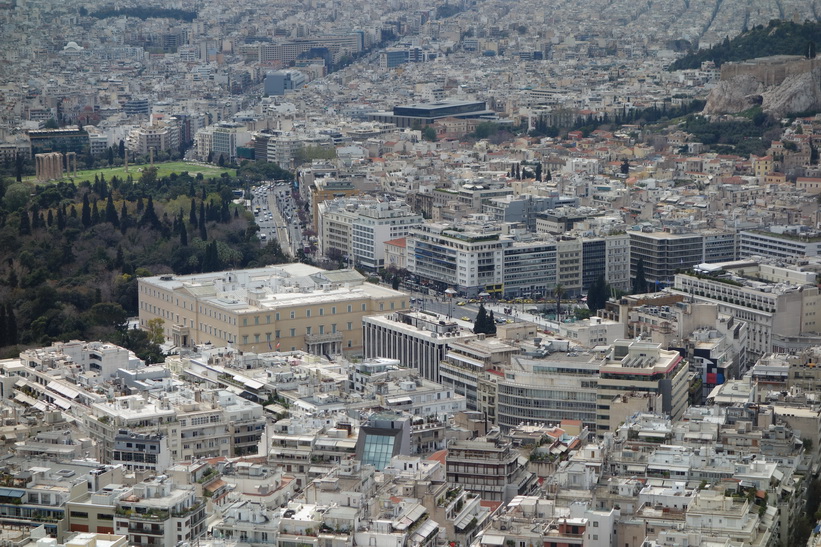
669;20;821;70
587;274;609;312
473;304;496;335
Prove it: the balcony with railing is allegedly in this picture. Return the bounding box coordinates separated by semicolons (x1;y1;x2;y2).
304;332;344;345
128;523;165;535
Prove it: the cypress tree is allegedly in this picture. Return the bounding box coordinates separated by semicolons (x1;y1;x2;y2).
140;196;159;228
106;195;119;226
30;205;40;229
474;304;492;334
180;220;188;246
81;194;91;227
70;205;77;219
56;207;66;230
18;212;30;236
208;199;219;222
47;209;54;227
189;198;198;226
6;305;17;346
120;202;130;233
91;199;100;225
587;273;609;312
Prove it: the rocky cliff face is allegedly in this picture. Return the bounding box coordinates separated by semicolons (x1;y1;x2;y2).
704;61;821;117
703;75;765;114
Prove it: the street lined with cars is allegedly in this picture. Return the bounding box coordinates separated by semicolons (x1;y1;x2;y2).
249;181;303;256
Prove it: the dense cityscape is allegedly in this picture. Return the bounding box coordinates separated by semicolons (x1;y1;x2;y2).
4;0;821;546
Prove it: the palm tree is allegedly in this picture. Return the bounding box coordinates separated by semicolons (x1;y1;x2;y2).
553;283;564;321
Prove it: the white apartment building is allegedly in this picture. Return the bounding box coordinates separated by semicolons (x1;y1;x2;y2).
194;122;250;162
266;133;306;169
502;238;558;299
406;222;508;296
671;262;821;357
115;477;206;547
83;389;265;464
318;198;423;270
126;120;179;155
560;316;626;347
596;340;690;433
496;354;601;432
352;201;423;270
20;340;144;384
407;225;629;298
739;228;821;259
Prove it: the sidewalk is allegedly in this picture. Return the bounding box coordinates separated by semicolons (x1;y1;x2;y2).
483;302;561;334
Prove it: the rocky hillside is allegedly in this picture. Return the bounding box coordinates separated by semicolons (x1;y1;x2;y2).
704;59;821;116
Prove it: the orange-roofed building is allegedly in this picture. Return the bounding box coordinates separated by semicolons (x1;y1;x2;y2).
384;237;407;270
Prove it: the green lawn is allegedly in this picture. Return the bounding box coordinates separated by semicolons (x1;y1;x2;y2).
27;161;236;184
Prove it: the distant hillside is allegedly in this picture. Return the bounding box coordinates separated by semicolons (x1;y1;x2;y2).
669;20;821;71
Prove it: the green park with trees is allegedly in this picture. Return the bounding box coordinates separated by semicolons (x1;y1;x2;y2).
0;159;291;360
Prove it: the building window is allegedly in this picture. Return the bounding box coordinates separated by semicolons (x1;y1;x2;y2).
290;311;295;319
347;305;352;313
332;307;336;314
319;308;324;316
319;325;325;334
332;324;337;333
242;335;248;345
276;313;280;321
347;322;353;330
306;327;312;335
290;328;295;337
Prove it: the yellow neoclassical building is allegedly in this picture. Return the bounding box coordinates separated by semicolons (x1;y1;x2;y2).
138;264;408;356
